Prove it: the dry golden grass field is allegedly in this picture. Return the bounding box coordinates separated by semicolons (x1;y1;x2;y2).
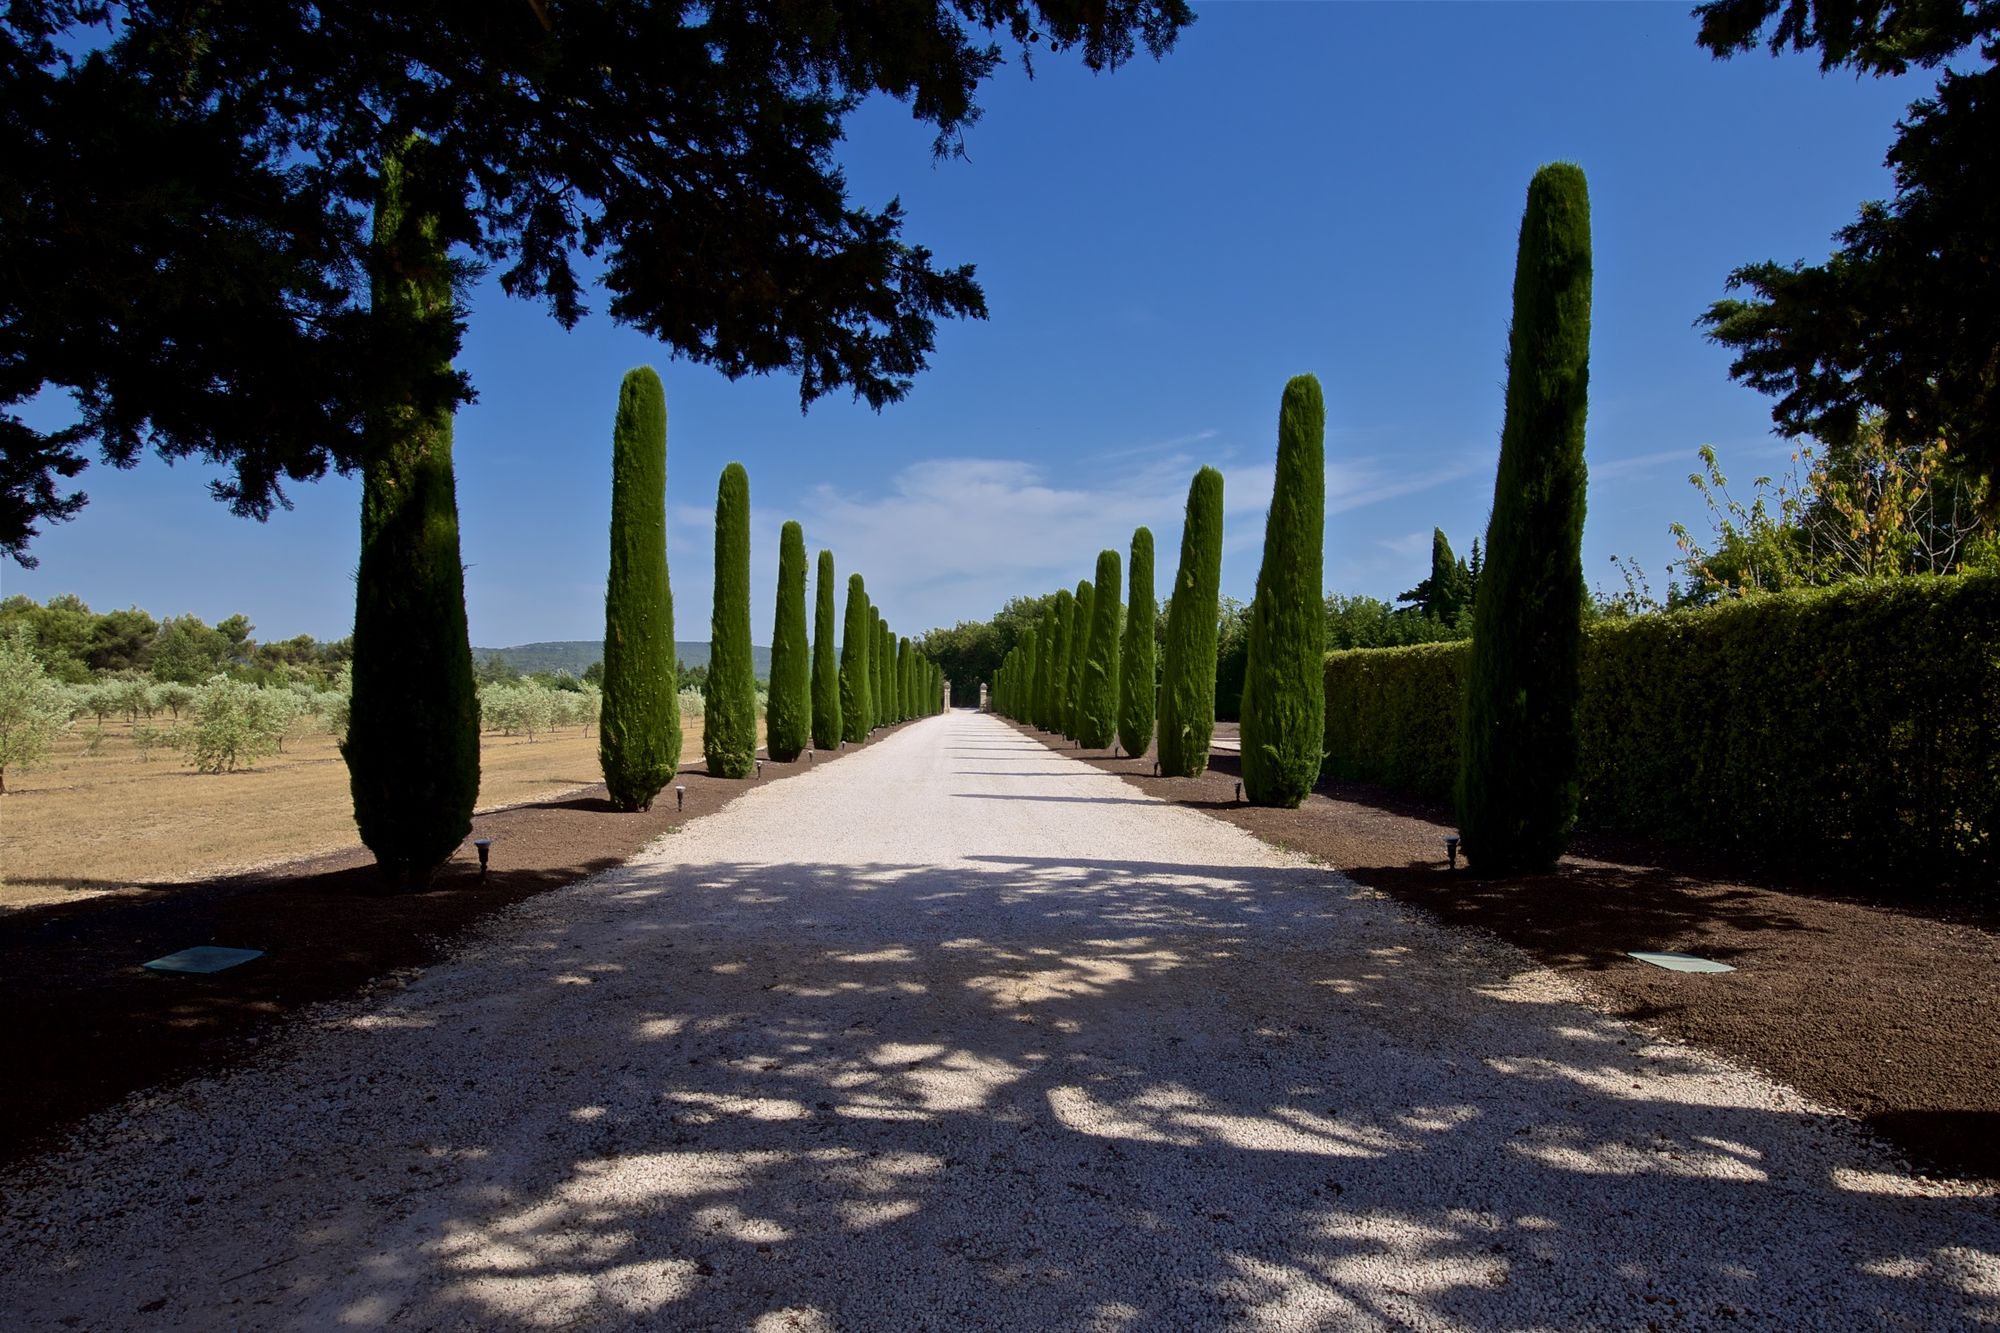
0;714;733;910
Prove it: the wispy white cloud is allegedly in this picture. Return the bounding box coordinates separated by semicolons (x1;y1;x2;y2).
1589;447;1694;484
1379;530;1434;557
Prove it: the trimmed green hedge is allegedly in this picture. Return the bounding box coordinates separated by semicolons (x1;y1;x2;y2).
1324;576;1999;889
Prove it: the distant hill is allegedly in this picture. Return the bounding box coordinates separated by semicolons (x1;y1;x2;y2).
474;640;772;678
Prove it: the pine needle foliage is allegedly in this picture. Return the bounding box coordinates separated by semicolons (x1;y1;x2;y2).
840;575;871;742
811;549;842;749
598;365;679;811
1118;526;1157;757
344;141;480;886
1240;375;1327;808
703;463;758;777
1458;162;1593;875
766;519;810;761
1077;550;1122;748
1157;468;1225;777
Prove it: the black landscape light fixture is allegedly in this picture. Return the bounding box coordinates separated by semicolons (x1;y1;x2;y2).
807;747;814;765
756;758;765;779
1234;780;1243;804
675;784;686;811
473;838;492;878
1153;759;1160;776
1445;835;1460;871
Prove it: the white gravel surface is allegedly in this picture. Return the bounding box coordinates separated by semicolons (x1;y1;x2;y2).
3;711;1997;1330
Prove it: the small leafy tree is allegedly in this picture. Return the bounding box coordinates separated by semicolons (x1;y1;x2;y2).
0;629;72;794
179;675;284;773
1240;374;1328;808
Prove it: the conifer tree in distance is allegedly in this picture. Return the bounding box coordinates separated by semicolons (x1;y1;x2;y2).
839;574;871;742
1117;526;1157;758
703;462;757;778
811;550;841;749
598;366;679;811
1076;550;1122;749
766;520;809;761
1459;163;1593;875
1037;597;1065;731
1239;374;1327;808
1158;467;1225;776
344;140;481;885
1065;578;1093;740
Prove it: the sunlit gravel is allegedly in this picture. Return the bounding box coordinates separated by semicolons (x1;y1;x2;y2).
3;711;1995;1329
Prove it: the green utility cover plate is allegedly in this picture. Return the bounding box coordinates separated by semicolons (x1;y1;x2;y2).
1627;951;1734;974
143;946;264;975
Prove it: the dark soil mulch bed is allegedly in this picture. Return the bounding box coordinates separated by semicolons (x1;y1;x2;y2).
0;725;916;1171
1005;719;2000;1184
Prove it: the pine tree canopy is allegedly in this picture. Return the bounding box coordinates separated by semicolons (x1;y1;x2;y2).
0;1;1194;564
1693;0;1999;510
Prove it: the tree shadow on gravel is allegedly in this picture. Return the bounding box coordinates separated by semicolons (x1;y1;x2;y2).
27;851;1990;1330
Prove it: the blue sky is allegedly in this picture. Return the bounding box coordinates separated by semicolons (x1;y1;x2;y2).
5;3;1924;647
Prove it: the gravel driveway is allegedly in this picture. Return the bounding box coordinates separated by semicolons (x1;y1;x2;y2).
3;711;1995;1329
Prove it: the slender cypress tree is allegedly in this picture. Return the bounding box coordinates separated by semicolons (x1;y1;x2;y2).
897;637;913;724
1036;598;1065;731
1459;163;1593;875
765;520;810;761
1065;579;1093;740
703;463;757;777
1157;467;1225;776
810;550;842;749
1076;550;1123;749
1048;590;1075;735
1240;375;1327;808
839;575;871;742
344;141;481;886
1118;527;1158;758
870;609;888;726
1020;628;1040;724
598;367;679;811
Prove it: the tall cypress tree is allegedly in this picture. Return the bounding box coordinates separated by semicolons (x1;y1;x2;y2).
703;462;757;777
1117;527;1158;758
1036;598;1065;731
344;140;480;887
897;637;913;724
810;550;842;749
839;575;871;742
1077;550;1122;749
1019;628;1039;724
598;366;679;811
1158;468;1225;776
1240;375;1327;808
766;520;810;761
1047;590;1074;735
1459;163;1593;875
1065;579;1093;740
870;608;888;727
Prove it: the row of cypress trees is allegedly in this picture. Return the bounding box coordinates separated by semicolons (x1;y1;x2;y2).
597;368;943;810
997;163;1594;872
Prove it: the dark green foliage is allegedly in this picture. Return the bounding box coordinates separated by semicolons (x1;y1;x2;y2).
811;550;841;749
598;366;679;811
766;520;810;761
871;610;889;726
703;463;757;778
1066;579;1093;739
1157;467;1224;776
839;575;871;742
1397;529;1474;626
1240;375;1328;808
1118;527;1157;757
1694;3;1999;504
1018;629;1039;723
897;637;913;724
343;142;480;887
1076;551;1122;749
1458;164;1593;873
3;4;1194;563
1042;592;1072;733
1326;576;2000;894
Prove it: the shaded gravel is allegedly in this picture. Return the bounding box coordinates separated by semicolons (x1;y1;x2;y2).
2;712;1995;1329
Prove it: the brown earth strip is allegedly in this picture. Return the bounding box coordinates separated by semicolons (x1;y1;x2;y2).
1004;717;2000;1184
0;725;916;1170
